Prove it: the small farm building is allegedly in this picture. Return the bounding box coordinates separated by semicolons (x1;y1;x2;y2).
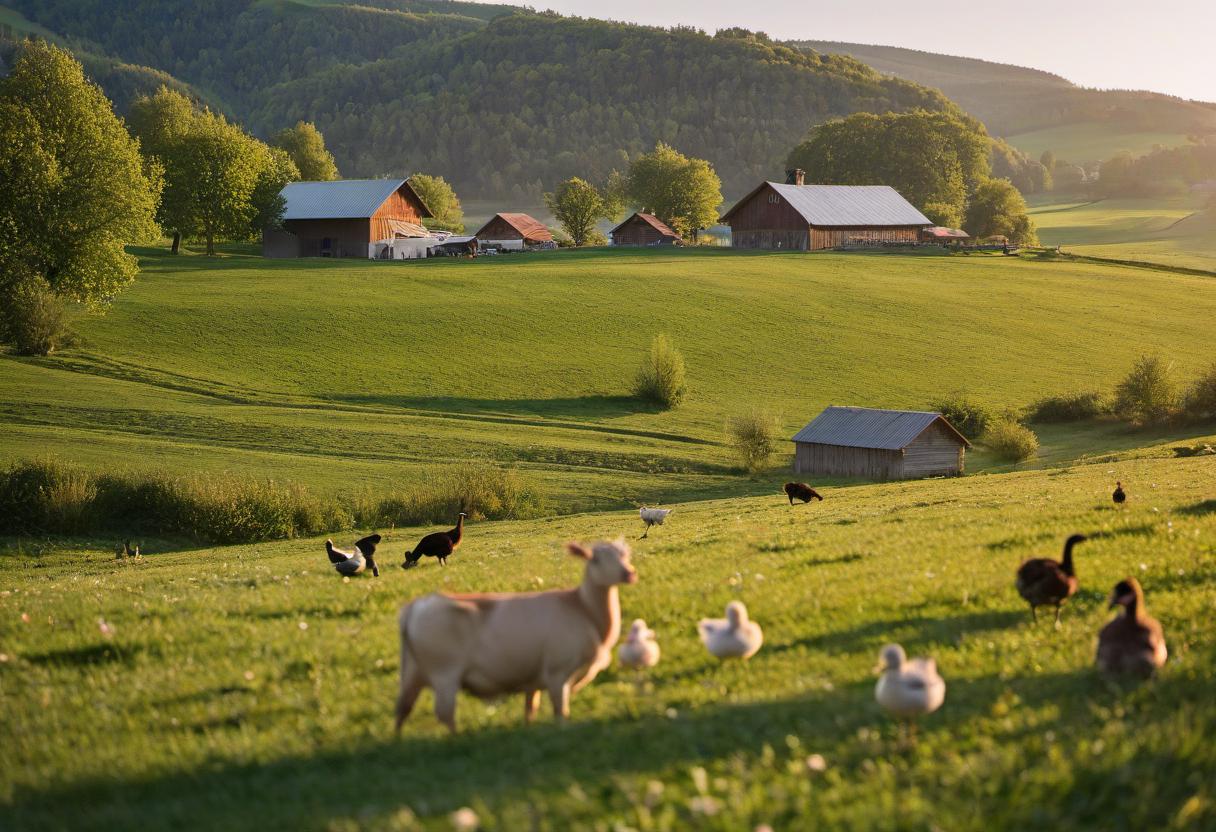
610;212;682;246
473;213;553;250
720;169;932;251
921;226;971;243
263;178;433;259
791;406;969;480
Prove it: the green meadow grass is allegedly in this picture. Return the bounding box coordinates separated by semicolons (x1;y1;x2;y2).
1032;196;1216;273
3;246;1215;514
1005;124;1191;164
2;443;1214;830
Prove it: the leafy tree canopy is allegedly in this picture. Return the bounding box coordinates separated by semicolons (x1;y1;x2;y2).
271;121;339;181
964;178;1038;244
626;143;723;237
544;178;614;247
411;174;465;233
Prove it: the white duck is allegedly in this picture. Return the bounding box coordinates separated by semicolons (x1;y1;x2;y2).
638;507;671;538
325;533;382;577
618;619;661;669
698;601;763;660
874;643;945;732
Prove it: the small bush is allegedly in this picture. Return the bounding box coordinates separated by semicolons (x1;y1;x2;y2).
982;418;1039;462
727;409;778;474
0;458;99;534
360;464;544;528
633;334;687;409
1114;354;1179;425
1183;363;1216;421
3;282;74;356
1026;391;1109;423
929;394;990;440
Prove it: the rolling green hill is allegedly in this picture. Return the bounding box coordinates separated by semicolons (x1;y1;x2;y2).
793;40;1216;164
3;248;1215;514
2;441;1214;829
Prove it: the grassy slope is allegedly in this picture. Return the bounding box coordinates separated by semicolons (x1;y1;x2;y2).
1031;196;1216;273
3;247;1216;512
2;443;1214;830
1005;124;1191;165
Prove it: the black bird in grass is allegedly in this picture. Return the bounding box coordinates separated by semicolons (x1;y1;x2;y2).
784;482;824;505
1016;534;1085;625
326;534;382;577
402;513;465;569
1113;481;1127;506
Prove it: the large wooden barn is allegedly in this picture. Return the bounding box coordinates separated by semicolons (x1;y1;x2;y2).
610;212;682;246
263;178;433;259
473;213;553;250
720;170;932;250
792;406;969;480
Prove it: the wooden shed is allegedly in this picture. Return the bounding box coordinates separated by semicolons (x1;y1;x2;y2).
720;170;931;251
610;212;682;246
263;178;432;259
791;406;969;480
473;213;553;250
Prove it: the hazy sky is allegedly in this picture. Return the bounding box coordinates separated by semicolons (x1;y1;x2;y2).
493;0;1215;102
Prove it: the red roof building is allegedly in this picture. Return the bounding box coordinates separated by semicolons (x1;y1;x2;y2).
610;212;682;246
473;213;553;250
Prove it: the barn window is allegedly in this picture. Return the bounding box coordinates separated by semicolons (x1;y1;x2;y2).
768;193;781;204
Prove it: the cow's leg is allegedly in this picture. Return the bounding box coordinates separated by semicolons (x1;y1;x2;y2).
524;690;541;723
547;678;571;722
432;677;460;733
395;667;425;734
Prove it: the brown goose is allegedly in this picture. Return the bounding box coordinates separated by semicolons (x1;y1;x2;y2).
1097;577;1167;678
1016;533;1085;624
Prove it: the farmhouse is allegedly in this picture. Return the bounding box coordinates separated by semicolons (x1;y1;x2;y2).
263;178;433;259
720;169;931;250
921;226;971;243
473;213;553;250
610;212;682;246
791;406;969;480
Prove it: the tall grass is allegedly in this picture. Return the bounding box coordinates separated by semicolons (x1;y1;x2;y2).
633;333;687;408
726;409;778;474
0;459;543;543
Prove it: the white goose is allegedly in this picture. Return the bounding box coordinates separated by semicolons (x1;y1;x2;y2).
698;601;763;660
325;533;382;577
638;507;671;539
617;619;661;669
874;643;945;731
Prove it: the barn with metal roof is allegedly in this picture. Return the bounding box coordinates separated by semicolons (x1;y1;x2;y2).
792;406;969;480
720;169;932;251
264;178;433;259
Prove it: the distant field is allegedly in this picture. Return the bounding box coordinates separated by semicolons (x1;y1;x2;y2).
3;442;1214;829
3;246;1216;513
1031;196;1216;272
1005;123;1191;164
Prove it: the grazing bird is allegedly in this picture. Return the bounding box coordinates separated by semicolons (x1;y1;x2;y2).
783;482;824;505
638;507;671;539
114;540;140;559
1097;577;1168;678
874;643;945;736
326;533;382;577
698;601;763;660
1113;481;1127;506
617;619;661;669
1016;533;1086;625
402;513;465;569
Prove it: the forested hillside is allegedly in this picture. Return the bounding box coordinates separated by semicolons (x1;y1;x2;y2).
794;40;1216;157
5;1;957;201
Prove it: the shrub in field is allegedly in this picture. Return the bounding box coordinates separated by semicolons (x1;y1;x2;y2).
982;418;1039;461
1114;354;1179;425
0;458;98;534
633;334;687;408
1183;363;1216;421
362;463;544;528
3;282;74;356
1026;391;1109;423
727;409;778;474
929;394;990;440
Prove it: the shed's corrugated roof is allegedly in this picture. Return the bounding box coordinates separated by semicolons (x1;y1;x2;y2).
791;406;970;450
475;213;552;241
610;211;681;238
721;183;931;227
281;178;431;220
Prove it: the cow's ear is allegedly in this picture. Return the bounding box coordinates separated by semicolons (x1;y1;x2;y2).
566;541;592;560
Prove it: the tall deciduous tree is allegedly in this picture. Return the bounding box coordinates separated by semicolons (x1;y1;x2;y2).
410;174;464;233
0;42;159;316
544;178;613;246
271;121;338;181
626;143;722;238
963;178;1038;244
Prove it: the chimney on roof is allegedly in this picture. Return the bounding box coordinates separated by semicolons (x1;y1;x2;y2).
785;168;805;186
